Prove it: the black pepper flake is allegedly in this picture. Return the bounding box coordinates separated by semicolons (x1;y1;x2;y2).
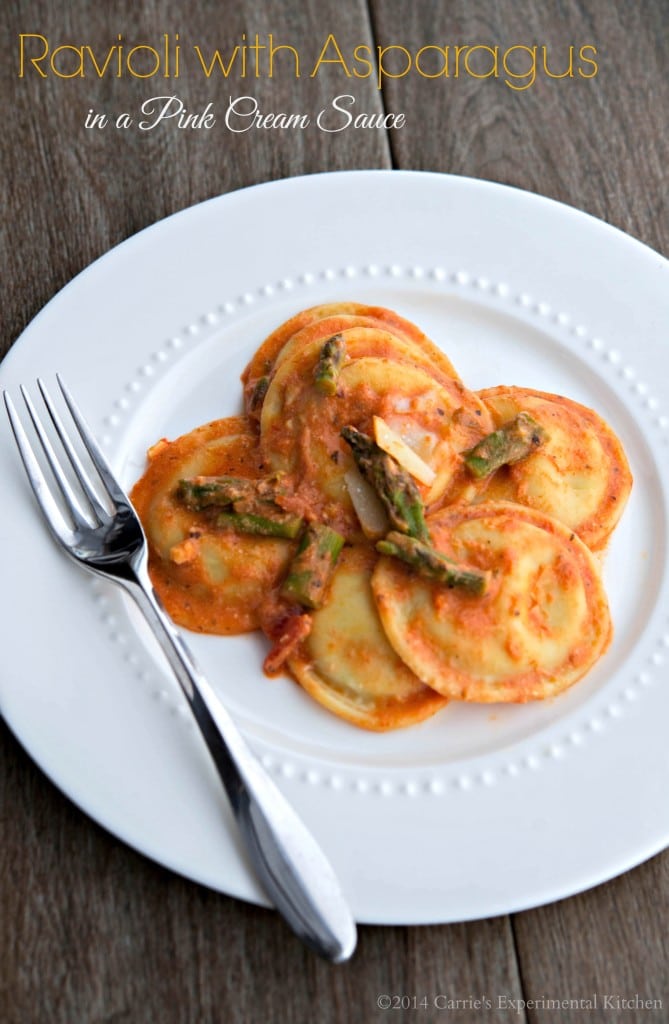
330;451;340;463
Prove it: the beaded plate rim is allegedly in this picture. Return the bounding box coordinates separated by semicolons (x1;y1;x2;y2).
96;259;668;798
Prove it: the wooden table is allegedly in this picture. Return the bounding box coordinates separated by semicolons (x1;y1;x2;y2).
2;3;667;1021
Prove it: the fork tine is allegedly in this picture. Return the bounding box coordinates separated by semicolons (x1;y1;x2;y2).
56;375;130;507
37;378;110;521
19;385;95;529
3;391;74;545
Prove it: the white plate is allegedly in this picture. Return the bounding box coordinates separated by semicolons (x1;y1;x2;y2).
1;171;668;925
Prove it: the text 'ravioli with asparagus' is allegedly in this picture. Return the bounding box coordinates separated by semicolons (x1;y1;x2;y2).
131;303;632;731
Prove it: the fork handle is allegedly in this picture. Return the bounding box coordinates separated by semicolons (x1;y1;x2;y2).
125;567;357;963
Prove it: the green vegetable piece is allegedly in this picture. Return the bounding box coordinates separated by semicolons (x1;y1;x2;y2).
248;375;270;413
341;425;429;542
177;476;254;510
314;334;346;395
376;531;489;596
463;412;547;479
215;511;304;539
177;474;290;514
281;523;345;609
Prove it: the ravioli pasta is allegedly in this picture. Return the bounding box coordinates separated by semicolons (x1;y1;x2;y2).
288;545;447;730
132;303;631;730
469;387;633;551
130;417;295;634
373;503;611;703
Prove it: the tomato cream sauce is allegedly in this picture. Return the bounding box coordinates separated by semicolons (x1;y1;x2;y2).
131;417;295;634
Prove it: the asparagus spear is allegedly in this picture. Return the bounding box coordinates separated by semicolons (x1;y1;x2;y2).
314;334;346;395
247;375;270;414
177;475;256;510
177;473;289;511
280;523;345;609
215;510;304;539
341;425;430;542
178;473;301;537
376;531;490;596
463;412;547;478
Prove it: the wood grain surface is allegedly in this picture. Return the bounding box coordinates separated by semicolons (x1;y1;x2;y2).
1;2;667;1022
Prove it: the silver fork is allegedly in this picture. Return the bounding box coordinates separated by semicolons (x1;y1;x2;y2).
3;376;357;963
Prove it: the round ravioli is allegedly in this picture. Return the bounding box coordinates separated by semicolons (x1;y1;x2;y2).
271;319;464;390
261;347;491;536
130;417;294;634
474;387;632;551
262;324;477;427
241;302;462;409
288;545;447;730
372;502;612;703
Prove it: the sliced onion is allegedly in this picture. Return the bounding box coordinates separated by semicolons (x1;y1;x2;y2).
344;467;389;539
372;415;437;486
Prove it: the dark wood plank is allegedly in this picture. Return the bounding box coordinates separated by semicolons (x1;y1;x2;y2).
368;0;669;257
512;856;669;1024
